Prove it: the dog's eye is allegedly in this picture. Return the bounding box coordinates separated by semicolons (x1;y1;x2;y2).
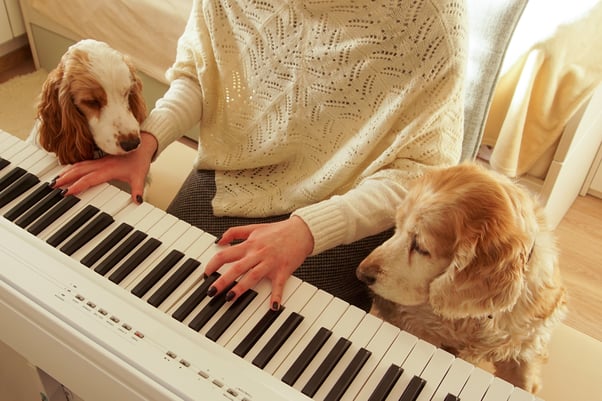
411;235;430;257
81;99;102;110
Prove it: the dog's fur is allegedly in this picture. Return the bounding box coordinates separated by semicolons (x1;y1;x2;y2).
357;162;567;394
29;39;146;165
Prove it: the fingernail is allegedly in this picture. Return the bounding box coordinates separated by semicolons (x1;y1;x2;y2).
271;301;280;311
225;291;235;302
207;286;217;297
60;189;68;196
214;235;222;244
136;194;143;204
49;175;59;187
202;272;208;279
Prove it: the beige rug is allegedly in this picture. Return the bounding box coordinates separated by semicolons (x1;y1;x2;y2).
0;69;48;141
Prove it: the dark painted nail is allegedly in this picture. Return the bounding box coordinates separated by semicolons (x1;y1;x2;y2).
49;175;59;187
60;189;68;196
214;235;222;244
271;301;280;311
202;272;208;279
225;291;235;302
136;194;143;204
207;286;217;297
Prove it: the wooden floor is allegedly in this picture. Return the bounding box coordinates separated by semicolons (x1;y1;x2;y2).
2;46;601;342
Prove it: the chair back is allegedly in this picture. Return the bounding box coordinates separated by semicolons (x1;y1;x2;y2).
462;0;529;160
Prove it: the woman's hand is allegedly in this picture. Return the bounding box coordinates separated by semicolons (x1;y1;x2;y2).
52;132;158;203
204;215;314;311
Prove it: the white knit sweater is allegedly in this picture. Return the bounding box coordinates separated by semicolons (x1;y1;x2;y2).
141;0;467;255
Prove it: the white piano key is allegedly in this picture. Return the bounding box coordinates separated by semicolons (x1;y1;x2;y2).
481;377;515;401
385;339;436;401
273;296;349;381
292;305;365;392
339;320;401;401
0;164;62;216
0;130;19;147
0;134;25;158
431;357;474;401
0;140;37;171
507;388;535;401
353;329;419;401
36;183;116;240
263;288;334;374
223;275;304;352
457;367;494;401
313;312;383;401
70;201;156;261
415;348;455;401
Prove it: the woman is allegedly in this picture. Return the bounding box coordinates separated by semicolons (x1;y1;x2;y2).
55;0;467;312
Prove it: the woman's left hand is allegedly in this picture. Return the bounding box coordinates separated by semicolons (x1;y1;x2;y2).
203;216;314;311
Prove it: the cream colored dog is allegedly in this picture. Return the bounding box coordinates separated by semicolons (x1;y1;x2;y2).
357;162;567;394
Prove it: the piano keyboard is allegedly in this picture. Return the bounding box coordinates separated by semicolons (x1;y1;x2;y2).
0;129;543;401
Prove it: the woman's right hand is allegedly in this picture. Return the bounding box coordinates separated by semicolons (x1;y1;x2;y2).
52;131;158;204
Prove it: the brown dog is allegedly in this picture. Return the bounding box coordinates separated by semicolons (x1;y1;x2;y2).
357;162;567;393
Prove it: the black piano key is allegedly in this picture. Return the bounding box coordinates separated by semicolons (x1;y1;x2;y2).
4;182;53;221
367;364;404;401
301;337;352;397
147;258;201;307
14;188;64;229
233;307;283;358
282;327;332;386
0;172;39;208
252;312;304;369
28;195;80;236
398;375;426;401
122;240;174;293
60;212;114;256
0;166;26;192
80;222;133;267
93;230;147;275
188;281;237;332
205;289;257;342
324;347;372;401
171;272;220;322
45;204;98;247
0;157;9;170
443;394;460;401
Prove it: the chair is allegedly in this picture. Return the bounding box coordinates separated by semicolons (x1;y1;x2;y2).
461;0;529;161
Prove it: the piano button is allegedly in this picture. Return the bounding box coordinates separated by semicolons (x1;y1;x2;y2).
365;364;403;401
14;187;64;229
28;195;81;236
0;157;9;170
301;337;352;397
457;367;493;401
93;230;148;275
125;246;181;293
147;258;200;308
281;327;332;386
430;358;473;401
274;296;348;382
480;377;515;401
324;347;371;401
0;172;39;208
412;348;454;401
252;311;304;369
80;222;134;267
110;238;162;288
232;307;283;358
398;375;426;401
354;330;418;401
205;289;258;342
45;203;98;246
188;281;237;332
0;166;27;192
171;272;220;322
385;340;436;400
60;212;114;256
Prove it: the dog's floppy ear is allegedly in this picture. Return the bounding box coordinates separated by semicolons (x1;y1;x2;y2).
125;58;147;124
37;59;95;164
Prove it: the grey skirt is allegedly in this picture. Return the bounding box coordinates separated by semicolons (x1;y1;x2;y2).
166;169;393;311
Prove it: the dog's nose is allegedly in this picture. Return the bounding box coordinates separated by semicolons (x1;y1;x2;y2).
119;135;140;152
356;265;377;285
